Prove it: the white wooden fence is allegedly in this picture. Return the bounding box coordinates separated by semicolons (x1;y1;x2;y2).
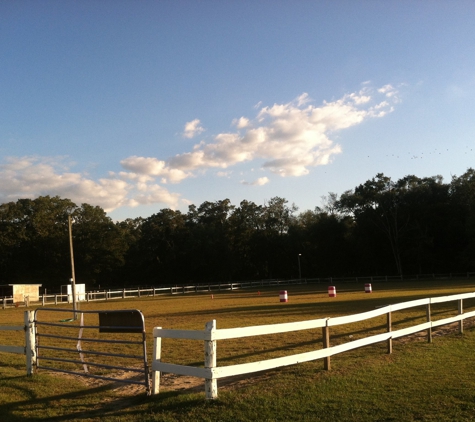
3;272;475;310
152;291;475;399
1;280;303;309
0;311;36;375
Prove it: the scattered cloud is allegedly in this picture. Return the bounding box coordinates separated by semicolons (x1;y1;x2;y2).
378;84;399;100
0;84;399;213
0;156;182;212
241;177;270;186
296;93;311;106
232;117;250;129
183;119;205;139
159;84;397;178
120;156;190;183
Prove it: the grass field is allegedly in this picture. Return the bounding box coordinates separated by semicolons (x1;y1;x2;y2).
1;279;475;421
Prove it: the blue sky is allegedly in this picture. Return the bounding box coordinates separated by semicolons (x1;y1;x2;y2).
1;1;475;220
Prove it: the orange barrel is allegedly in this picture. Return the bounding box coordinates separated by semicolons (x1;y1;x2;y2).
365;283;372;293
279;290;288;302
328;286;336;297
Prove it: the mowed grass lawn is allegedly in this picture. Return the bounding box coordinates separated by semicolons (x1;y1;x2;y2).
1;279;475;421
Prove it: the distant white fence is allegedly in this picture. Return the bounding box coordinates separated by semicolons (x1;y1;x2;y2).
152;291;475;399
1;279;306;309
0;311;36;375
3;272;475;310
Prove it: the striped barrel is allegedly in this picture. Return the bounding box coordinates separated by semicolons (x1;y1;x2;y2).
328;286;336;297
279;290;288;302
365;283;372;293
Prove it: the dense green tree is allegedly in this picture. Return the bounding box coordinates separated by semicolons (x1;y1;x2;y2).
292;207;354;277
393;175;450;273
337;173;456;275
449;168;475;270
71;203;128;286
0;196;130;289
185;199;235;282
114;217;143;284
134;209;187;283
3;168;475;289
228;200;265;279
0;196;75;284
257;197;298;278
338;174;406;275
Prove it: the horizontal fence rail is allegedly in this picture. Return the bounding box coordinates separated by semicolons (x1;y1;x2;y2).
152;291;475;399
34;308;151;394
3;272;475;309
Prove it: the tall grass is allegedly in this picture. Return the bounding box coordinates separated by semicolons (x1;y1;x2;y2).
1;279;475;421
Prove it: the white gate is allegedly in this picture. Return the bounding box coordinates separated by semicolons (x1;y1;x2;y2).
34;308;151;394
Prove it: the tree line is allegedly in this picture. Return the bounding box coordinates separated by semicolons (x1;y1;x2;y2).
1;169;475;291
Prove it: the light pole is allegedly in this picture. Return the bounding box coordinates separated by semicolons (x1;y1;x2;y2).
298;253;302;280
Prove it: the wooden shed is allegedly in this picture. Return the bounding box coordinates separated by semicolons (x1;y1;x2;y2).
0;284;42;302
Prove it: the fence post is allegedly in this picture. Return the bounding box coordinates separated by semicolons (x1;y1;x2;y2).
42;294;45;307
322;320;331;371
2;297;5;309
204;320;217;399
387;310;392;354
458;299;464;334
152;327;162;395
24;310;36;376
426;302;432;343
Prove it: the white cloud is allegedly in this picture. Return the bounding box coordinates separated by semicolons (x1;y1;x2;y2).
150;85;397;179
0;156;183;212
232;117;250;129
183;119;205;139
0;84;399;214
241;177;270;186
120;156;190;183
128;183;182;208
378;84;399;100
296;93;311;106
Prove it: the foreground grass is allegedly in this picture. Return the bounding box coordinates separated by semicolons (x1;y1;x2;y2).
2;279;475;421
2;330;475;421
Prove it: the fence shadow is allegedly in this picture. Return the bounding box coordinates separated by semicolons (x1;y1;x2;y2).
0;380;152;422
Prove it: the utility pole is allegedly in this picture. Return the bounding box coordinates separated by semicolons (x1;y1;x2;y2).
68;215;78;319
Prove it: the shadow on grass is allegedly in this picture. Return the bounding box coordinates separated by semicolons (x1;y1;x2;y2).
0;376;205;422
157;291;463;322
